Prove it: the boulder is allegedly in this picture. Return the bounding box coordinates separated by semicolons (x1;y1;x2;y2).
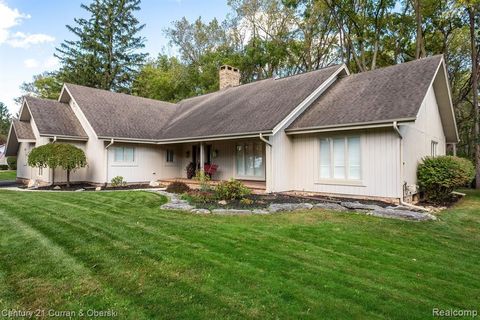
340;201;381;211
75;188;85;192
95;186;102;191
53;185;61;190
252;209;269;215
313;202;346;211
161;202;194;211
218;200;227;205
371;208;437;221
212;209;252;215
149;180;160;187
191;208;211;214
268;203;313;213
27;179;37;188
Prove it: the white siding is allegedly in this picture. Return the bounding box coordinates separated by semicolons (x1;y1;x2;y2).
291;128;401;199
107;143;178;183
16;141;34;180
68;99;107;183
270;131;294;191
402;85;446;187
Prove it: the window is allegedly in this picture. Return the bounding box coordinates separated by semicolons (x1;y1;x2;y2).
319;136;361;181
38;167;43;176
113;147;135;163
431;141;438;157
166;149;174;163
236;142;264;178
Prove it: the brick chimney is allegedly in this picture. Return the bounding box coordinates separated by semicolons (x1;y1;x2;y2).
219;65;240;90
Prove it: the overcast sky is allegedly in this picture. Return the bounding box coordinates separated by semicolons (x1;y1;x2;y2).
0;0;230;114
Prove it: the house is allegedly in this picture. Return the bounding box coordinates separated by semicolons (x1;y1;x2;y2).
5;55;458;203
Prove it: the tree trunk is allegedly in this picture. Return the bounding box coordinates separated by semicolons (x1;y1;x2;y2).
52;167;55;185
413;0;426;59
470;8;480;189
66;169;70;188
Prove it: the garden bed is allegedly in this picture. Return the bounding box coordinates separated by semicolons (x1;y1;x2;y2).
27;183;165;191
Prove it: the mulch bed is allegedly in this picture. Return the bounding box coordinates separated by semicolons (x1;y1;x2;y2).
30;183;163;191
186;192;395;210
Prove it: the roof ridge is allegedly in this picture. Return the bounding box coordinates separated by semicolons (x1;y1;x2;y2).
64;83;177;107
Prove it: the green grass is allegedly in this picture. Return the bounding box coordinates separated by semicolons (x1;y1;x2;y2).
0;189;478;319
0;170;15;181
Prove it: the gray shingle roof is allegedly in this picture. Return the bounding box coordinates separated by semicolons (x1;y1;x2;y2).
158;65;342;139
25;96;87;138
288;55;443;131
12;119;35;140
64;84;177;140
65;65;341;140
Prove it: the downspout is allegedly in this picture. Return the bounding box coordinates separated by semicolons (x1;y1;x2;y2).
393;122;425;210
50;136;57;185
259;133;273;193
259;133;272;146
105;139;114;185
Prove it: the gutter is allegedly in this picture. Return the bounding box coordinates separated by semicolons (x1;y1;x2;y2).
259;133;272;146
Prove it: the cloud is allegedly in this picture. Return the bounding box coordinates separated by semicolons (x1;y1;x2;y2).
7;31;55;48
0;1;54;48
23;58;39;68
43;56;59;69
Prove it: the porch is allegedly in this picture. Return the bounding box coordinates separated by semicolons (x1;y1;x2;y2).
159;178;267;194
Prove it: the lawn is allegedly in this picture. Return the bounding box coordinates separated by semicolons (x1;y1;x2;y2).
0;190;478;319
0;170;16;181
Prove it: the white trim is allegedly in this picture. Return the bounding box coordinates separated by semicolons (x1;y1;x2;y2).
272;64;349;135
415;56;459;142
286;119;415;135
61;84;99;139
43;135;89;141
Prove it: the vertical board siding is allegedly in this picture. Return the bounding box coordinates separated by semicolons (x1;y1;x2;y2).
401;85;447;186
291;128;401;198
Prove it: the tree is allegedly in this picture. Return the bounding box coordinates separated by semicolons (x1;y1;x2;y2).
0;102;11;144
55;0;147;92
15;72;63;104
28;143;87;187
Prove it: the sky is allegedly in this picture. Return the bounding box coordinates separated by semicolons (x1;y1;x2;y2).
0;0;230;114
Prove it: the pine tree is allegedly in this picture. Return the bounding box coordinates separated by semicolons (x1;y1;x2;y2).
0;102;11;144
55;0;147;92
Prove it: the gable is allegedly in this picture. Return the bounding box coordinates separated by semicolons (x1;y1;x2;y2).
287;55;448;132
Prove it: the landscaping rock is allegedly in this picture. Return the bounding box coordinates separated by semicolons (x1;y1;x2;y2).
53;186;61;190
27;179;37;188
75;188;85;192
313;202;346;211
161;202;194;211
95;186;102;191
252;209;269;215
386;205;428;213
212;209;252;215
149;180;160;187
340;201;381;211
218;200;227;205
191;208;211;214
371;208;437;221
268;203;314;213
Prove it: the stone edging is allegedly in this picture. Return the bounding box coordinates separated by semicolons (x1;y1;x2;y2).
157;191;437;221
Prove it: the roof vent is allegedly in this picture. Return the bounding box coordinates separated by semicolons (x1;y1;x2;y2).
219;65;240;90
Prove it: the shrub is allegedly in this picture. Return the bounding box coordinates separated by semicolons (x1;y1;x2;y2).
166;181;190;194
417;156;475;203
215;179;251;200
0;165;8;170
184;190;215;204
111;176;126;187
6;156;16;170
194;170;211;191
